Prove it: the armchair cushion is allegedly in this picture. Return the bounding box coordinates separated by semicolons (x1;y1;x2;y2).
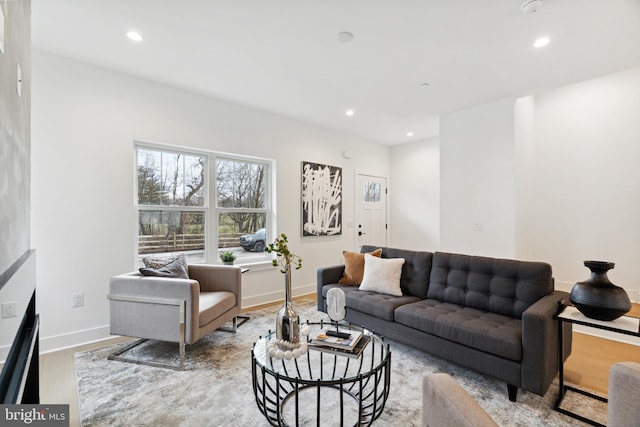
199;291;237;327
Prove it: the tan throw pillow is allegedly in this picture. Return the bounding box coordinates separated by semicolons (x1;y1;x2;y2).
338;248;382;285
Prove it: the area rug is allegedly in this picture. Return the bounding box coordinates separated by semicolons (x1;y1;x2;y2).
75;298;605;426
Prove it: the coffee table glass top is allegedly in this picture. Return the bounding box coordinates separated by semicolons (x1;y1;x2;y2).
252;321;388;382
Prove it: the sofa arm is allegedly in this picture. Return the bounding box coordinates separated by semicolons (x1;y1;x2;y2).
109;272;200;343
316;265;345;311
188;264;242;305
521;290;571;395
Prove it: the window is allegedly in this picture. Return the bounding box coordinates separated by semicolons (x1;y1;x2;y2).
216;157;269;260
135;143;272;265
363;181;381;203
136;147;207;264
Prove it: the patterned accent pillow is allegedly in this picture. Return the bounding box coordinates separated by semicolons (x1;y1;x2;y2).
139;257;189;279
142;253;188;274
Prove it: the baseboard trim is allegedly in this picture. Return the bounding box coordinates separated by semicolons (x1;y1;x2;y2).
242;284;316;310
39;325;112;354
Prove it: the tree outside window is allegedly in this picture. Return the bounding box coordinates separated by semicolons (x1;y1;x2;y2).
216;158;269;259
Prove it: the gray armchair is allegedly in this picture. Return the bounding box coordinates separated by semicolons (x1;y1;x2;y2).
424;363;640;427
108;264;242;369
422;373;498;427
608;362;640;427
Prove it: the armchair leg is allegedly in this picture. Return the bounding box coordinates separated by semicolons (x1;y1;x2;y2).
108;339;186;371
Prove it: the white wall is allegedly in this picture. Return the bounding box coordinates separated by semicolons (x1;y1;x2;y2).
389;138;439;250
31;50;391;352
515;66;640;299
439;98;516;258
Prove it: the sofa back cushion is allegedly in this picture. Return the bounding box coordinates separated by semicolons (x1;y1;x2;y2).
361;246;433;298
427;252;553;318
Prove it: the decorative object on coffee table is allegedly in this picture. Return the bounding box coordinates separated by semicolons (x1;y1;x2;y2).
569;260;631;321
326;287;346;322
266;233;303;345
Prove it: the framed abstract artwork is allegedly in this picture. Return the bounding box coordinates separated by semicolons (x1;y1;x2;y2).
301;161;342;236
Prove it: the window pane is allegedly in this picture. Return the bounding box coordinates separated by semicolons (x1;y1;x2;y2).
216;159;267;208
138;210;205;263
219;212;267;259
363;181;381;203
137;148;205;207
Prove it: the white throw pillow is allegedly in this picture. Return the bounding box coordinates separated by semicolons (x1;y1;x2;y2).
359;254;405;296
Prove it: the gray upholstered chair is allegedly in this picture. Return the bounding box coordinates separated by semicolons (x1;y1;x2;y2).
422;373;498;427
425;364;640;427
608;362;640;427
108;264;242;370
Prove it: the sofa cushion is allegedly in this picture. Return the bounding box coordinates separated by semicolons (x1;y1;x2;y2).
346;290;421;321
361;246;433;298
359;254;405;296
427;252;553;319
395;299;523;361
339;248;382;285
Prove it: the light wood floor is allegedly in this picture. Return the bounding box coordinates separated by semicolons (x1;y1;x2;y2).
563;304;640;395
39;301;640;427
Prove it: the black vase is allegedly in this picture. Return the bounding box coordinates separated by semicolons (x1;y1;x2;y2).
569;261;631;321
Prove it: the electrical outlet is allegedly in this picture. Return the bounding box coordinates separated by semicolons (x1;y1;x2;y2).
1;302;17;318
72;293;84;308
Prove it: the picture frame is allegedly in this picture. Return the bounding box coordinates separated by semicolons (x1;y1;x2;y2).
301;161;342;236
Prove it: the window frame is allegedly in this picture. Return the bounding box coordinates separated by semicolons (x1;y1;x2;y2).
134;140;275;268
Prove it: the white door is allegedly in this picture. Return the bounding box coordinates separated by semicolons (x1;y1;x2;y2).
355;174;387;248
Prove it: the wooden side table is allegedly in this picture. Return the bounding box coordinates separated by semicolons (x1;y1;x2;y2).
555;305;640;426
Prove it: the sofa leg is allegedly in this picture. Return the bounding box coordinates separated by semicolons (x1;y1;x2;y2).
507;384;518;402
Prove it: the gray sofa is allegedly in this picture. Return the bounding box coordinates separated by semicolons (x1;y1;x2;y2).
317;246;572;401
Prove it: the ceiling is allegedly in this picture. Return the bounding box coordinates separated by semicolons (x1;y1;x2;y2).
31;0;640;145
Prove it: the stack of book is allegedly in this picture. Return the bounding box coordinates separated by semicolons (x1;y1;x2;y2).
308;328;370;358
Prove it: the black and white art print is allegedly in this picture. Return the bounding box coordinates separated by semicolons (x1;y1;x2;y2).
301;161;342;236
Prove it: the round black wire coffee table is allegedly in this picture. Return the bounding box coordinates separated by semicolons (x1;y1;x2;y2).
251;321;391;427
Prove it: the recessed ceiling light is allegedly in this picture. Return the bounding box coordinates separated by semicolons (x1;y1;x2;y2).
533;37;550;48
345;109;355;116
127;31;143;42
407;132;414;137
420;83;430;87
337;31;354;43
